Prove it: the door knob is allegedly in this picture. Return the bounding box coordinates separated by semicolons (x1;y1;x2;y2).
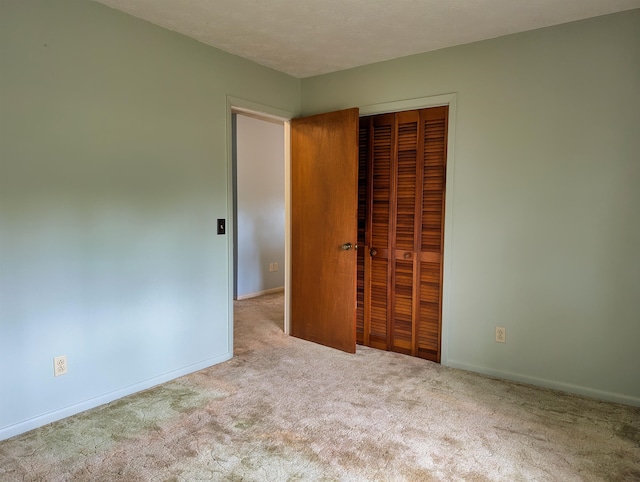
370;248;378;256
342;242;353;251
404;252;412;259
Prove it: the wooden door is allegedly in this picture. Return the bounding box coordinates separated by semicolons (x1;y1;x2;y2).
357;106;448;362
290;108;359;353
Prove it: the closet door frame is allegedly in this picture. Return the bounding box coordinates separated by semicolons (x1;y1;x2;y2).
360;93;457;366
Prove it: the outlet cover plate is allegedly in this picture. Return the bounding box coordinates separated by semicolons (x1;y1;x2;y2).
495;327;506;343
54;355;68;376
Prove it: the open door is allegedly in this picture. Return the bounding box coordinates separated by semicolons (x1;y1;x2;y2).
290;108;359;353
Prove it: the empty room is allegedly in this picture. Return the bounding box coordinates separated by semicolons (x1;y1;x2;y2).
1;0;639;480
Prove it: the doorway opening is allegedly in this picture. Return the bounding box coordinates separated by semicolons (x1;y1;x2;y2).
227;96;294;346
233;113;286;301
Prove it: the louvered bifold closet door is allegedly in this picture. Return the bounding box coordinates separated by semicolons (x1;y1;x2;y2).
356;118;369;345
357;106;448;362
390;110;422;354
416;106;448;361
363;113;395;350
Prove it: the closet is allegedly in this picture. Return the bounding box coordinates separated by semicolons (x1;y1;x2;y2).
356;106;448;362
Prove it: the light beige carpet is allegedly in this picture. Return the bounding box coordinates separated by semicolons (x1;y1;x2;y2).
1;292;639;481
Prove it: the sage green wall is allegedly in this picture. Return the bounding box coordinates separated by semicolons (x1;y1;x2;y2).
302;10;640;404
0;0;299;439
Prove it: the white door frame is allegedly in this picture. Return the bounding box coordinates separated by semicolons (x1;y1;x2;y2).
226;93;456;364
226;97;293;354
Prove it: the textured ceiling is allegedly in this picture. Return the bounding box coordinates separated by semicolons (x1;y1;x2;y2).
94;0;640;78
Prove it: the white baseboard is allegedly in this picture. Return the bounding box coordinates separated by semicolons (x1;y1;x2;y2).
0;352;232;442
236;286;284;300
446;359;640;407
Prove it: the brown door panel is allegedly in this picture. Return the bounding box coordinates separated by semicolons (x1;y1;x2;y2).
291;108;359;354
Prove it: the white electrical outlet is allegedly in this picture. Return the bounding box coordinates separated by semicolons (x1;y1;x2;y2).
495;327;506;343
269;263;274;272
273;262;278;271
54;355;68;376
